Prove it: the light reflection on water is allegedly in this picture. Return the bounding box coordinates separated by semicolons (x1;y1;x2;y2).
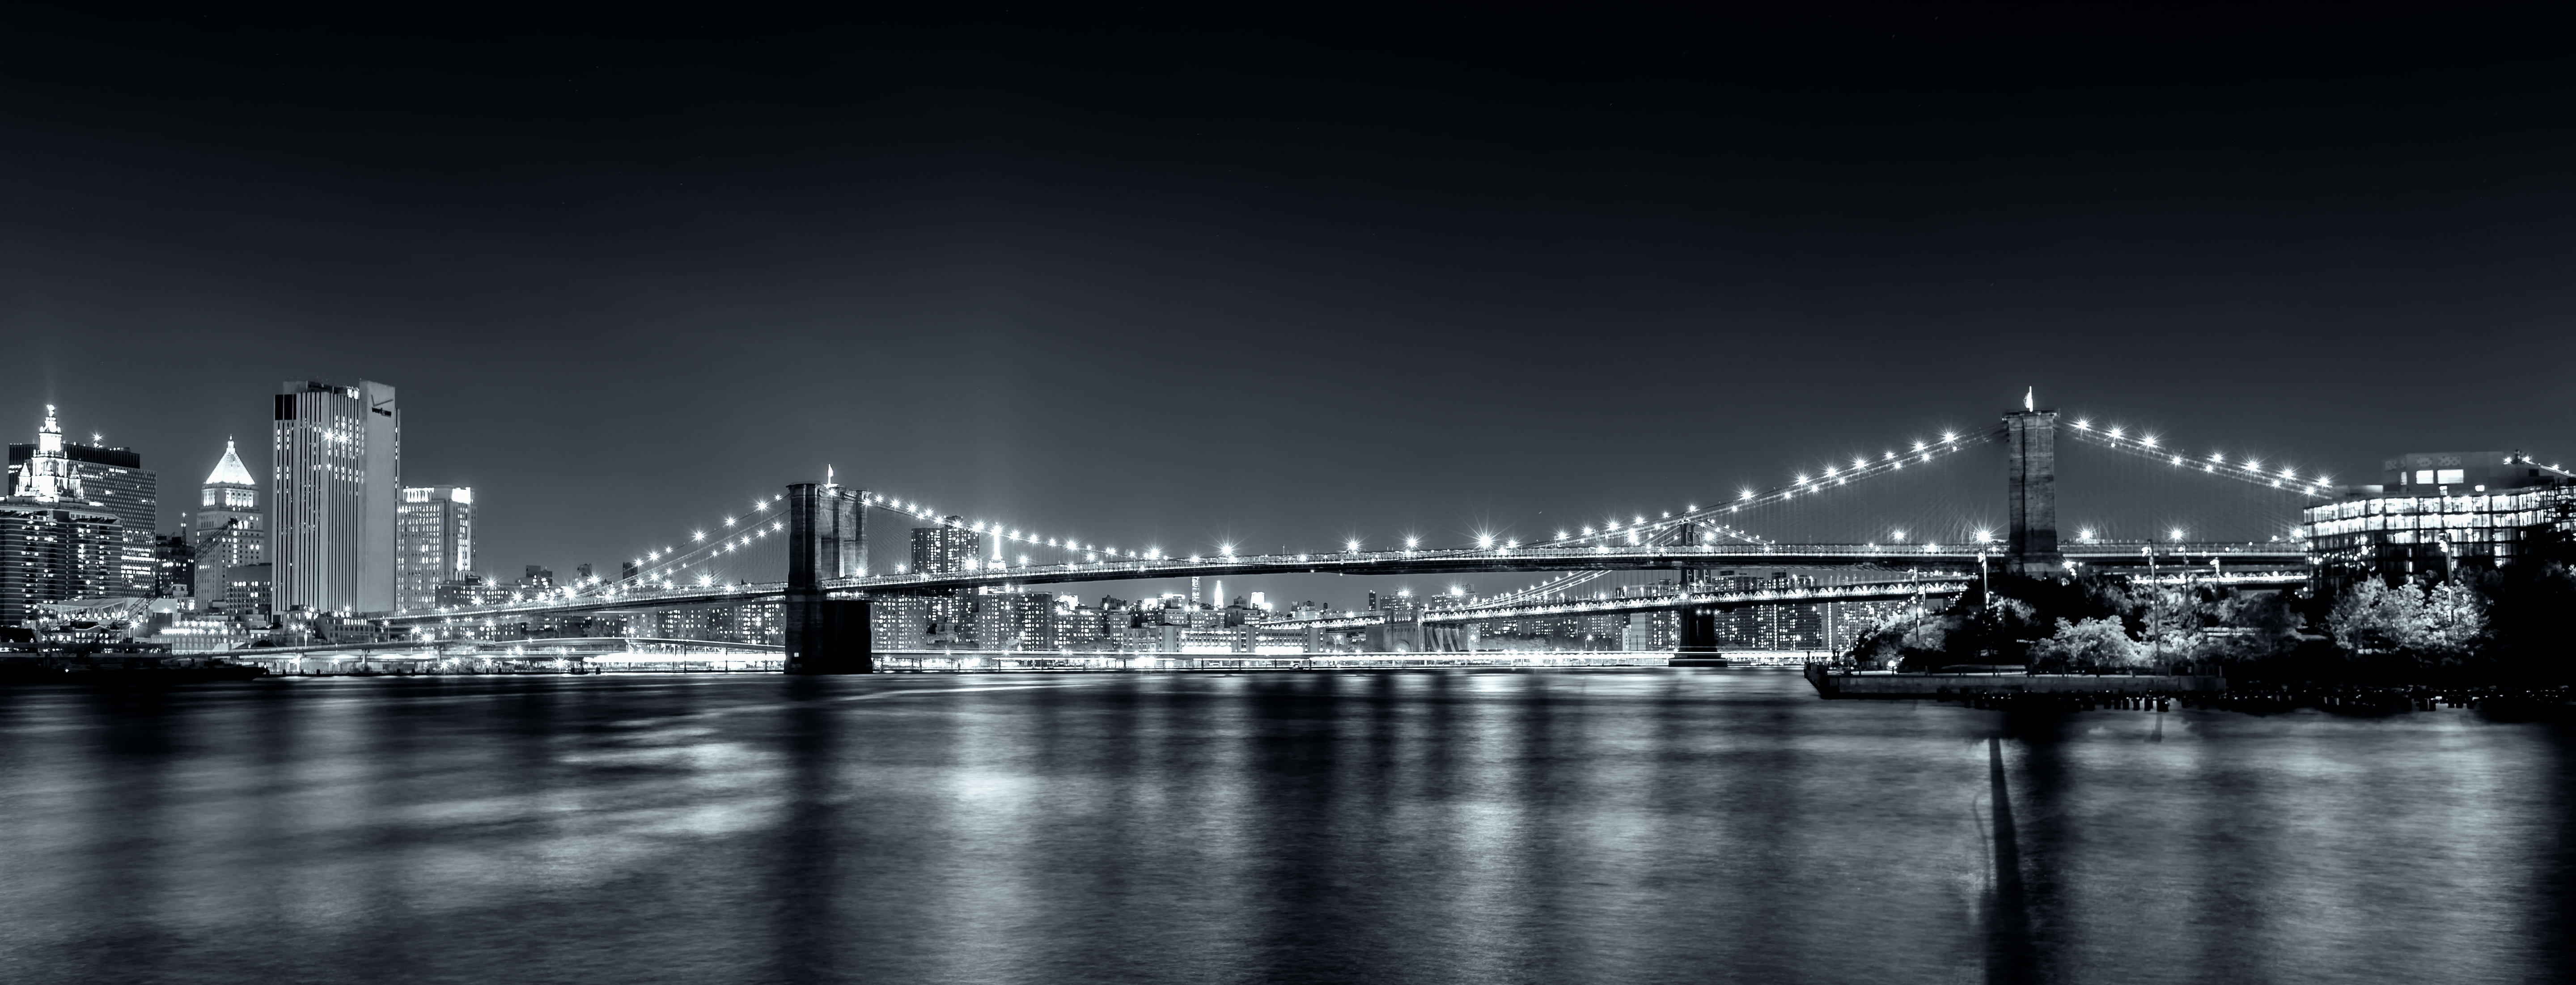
0;670;2565;984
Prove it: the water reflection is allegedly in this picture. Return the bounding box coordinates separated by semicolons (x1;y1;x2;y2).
0;671;2564;983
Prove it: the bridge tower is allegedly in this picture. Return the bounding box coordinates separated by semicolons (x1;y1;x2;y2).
1674;521;1721;654
2003;393;2062;576
784;480;873;674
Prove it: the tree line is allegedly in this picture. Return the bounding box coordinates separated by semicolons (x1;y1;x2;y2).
1842;529;2576;684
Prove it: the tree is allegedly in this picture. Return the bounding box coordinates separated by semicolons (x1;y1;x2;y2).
2325;578;2482;655
2026;616;2144;670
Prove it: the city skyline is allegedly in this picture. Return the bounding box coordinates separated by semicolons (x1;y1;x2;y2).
5;11;2573;587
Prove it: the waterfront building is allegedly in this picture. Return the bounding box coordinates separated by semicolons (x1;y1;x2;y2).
0;407;143;623
973;589;1056;651
271;380;400;615
8;418;155;598
396;485;473;612
192;439;265;610
433;572;493;608
2302;450;2576;585
870;596;937;650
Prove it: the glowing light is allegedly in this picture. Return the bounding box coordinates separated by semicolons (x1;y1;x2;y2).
723;517;735;526
1405;536;1420;549
2169;528;2185;541
1740;490;1755;501
2074;419;2090;429
2107;426;2123;439
1911;441;1926;452
1477;534;1494;548
1941;431;1957;442
1346;539;1361;552
691;531;705;542
1975;529;1993;543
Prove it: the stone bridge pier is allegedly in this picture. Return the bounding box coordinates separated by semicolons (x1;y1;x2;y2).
784;481;874;674
2004;402;2062;576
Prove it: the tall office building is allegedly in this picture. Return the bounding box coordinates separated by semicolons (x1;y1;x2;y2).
0;407;132;622
397;485;473;611
271;380;399;615
8;415;157;596
192;438;265;610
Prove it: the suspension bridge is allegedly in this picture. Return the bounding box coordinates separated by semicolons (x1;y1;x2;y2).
372;397;2323;671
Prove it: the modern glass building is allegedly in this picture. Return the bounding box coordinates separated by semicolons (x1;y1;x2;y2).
2301;450;2576;584
271;380;400;615
396;485;473;612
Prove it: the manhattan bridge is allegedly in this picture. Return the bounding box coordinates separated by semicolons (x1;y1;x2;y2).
365;397;2324;671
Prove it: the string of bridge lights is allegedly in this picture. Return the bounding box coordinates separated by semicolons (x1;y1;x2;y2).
2059;417;2337;495
585;410;2356;600
596;424;2002;595
1527;424;2007;551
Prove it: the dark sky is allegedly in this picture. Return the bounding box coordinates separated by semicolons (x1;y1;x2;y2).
4;9;2572;601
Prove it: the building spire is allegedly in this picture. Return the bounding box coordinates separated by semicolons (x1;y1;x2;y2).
15;405;79;501
2024;387;2035;412
204;437;256;488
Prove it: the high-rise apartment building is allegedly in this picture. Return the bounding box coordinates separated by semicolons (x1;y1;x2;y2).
909;519;982;573
271;380;400;615
396;485;473;611
192;439;265;611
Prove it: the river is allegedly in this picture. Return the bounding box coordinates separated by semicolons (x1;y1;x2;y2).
1;669;2565;983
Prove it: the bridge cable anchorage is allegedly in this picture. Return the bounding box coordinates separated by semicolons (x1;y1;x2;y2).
1531;424;2007;552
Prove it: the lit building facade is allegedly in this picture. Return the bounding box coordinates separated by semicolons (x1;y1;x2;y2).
2302;450;2576;585
192;438;266;611
271;380;399;614
396;485;473;612
909;519;982;574
0;407;137;623
8;420;156;598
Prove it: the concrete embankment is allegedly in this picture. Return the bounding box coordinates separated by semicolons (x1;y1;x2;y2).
1805;663;2224;698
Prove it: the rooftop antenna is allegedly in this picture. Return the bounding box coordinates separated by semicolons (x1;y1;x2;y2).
2024;387;2034;412
825;465;836;488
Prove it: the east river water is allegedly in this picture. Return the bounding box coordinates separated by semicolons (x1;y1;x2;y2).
2;669;2568;984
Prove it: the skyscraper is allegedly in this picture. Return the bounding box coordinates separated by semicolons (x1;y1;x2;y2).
0;407;131;621
271;380;399;615
8;415;157;596
192;438;265;610
397;485;473;611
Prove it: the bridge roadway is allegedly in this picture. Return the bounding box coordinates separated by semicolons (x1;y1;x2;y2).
1272;578;1974;632
374;542;2306;628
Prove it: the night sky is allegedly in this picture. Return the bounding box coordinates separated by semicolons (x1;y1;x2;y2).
4;10;2571;603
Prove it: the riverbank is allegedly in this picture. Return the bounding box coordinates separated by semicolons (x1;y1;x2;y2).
0;654;268;684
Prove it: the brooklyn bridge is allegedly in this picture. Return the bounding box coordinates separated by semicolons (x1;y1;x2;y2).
338;395;2318;671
